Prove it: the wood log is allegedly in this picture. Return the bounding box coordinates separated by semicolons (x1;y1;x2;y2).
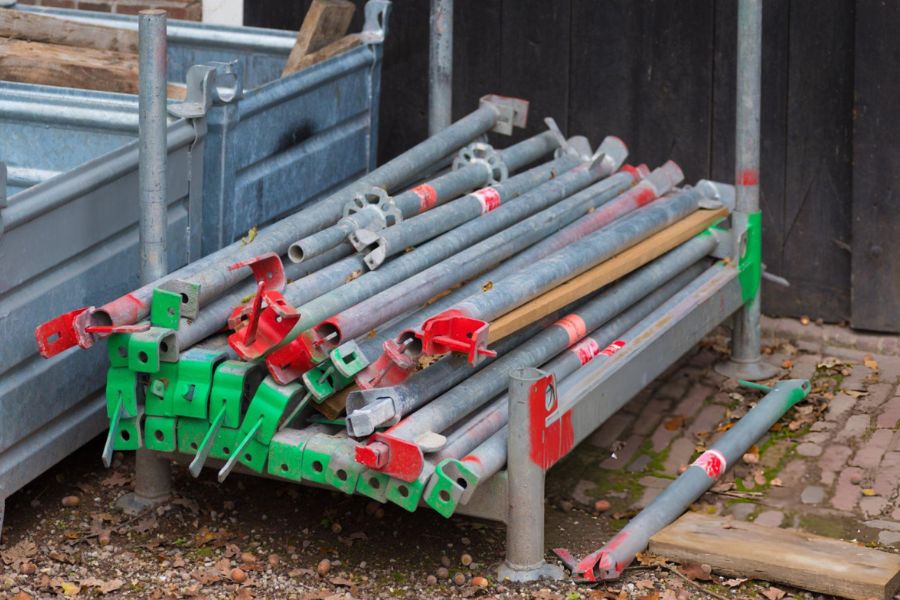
650;513;900;600
0;37;184;98
0;10;139;53
281;0;355;77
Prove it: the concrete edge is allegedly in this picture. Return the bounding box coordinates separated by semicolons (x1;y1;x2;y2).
761;316;900;358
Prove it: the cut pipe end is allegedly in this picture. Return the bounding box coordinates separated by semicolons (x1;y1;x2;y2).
287;242;305;263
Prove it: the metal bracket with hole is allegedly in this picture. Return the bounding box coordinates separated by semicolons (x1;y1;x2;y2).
479;94;529;136
159;279;201;320
361;0;391;44
168;61;243;119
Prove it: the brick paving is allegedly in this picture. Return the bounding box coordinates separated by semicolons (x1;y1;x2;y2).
555;329;900;552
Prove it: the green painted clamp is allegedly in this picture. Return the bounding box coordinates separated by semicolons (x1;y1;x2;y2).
239;377;305;446
736;211;762;304
302;363;353;402
385;463;435;513
209;360;266;429
128;327;179;373
237;438;268;473
209;427;238;461
107;333;131;368
145;361;179;417
106;367;140;418
144;416;177;452
267;428;318;482
150;288;182;329
424;458;480;518
114;411;144;452
355;469;391;503
324;439;363;495
300;433;344;486
177;418;210;455
331;343;371;379
172;348;228;419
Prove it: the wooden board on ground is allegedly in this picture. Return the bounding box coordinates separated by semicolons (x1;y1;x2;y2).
281;0;355;76
488;207;728;343
649;512;900;600
0;38;185;98
0;10;139;53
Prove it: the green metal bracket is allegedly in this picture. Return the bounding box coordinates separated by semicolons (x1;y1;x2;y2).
302;363;352;403
144;416;177;452
237;438;268;473
150;288;182;329
325;441;363;495
267;428;317;482
300;433;342;486
106;367;140;418
736;211;762;304
424;458;479;518
355;469;390;503
177;418;210;455
239;377;305;446
331;344;370;379
209;360;266;429
172;348;228;419
107;333;131;368
146;362;179;416
385;463;435;513
114;410;144;452
128;327;179;373
210;426;238;461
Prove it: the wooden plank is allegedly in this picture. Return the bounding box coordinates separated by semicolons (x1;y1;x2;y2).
650;513;900;600
850;1;900;332
0;38;184;98
282;0;355;77
499;0;571;145
0;10;138;53
776;0;854;322
488;207;728;342
291;34;362;72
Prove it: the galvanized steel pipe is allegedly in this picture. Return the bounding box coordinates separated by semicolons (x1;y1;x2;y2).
428;0;453;135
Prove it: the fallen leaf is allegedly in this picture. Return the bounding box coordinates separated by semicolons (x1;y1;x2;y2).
80;577;124;594
241;226;258;245
172;497;200;514
781;359;793;369
761;586;786;600
722;577;747;588
635;552;668;567
862;488;877;496
329;576;352;586
678;562;712;581
660;591;678;600
635;579;654;589
1;539;37;566
664;415;685;431
799;315;810;326
51;579;81;596
770;477;783;487
753;468;767;486
481;281;493;292
224;543;241;558
844;389;868;399
638;593;658;600
289;567;315;577
100;472;131;487
710;481;733;493
134;514;158;533
864;356;879;370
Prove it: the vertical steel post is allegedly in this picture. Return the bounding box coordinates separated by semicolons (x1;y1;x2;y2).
716;0;778;381
428;0;453;135
498;367;564;582
127;10;172;512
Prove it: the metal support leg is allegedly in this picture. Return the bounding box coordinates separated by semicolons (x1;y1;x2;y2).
715;0;778;381
120;9;172;513
428;0;453;136
498;367;564;582
0;497;5;543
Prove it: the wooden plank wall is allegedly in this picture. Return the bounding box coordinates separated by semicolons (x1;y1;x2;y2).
245;1;897;332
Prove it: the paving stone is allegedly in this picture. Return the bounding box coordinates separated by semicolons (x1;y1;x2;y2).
880;451;900;468
753;510;784;527
876;396;900;429
860;496;888;518
655;376;690;401
893;506;900;521
890;430;900;452
821;471;836;486
600;434;644;470
873;462;900;497
864;519;900;532
837;414;871;442
632;476;672;509
825;393;857;421
663;437;696;477
800;485;825;505
649;420;681;453
858;383;895;412
673;384;714;419
801;432;832;445
878;531;900;546
818;444;852;474
627;454;651;473
876;355;900;385
831;467;863;511
850;428;893;469
622;389;653;415
789;354;819;381
796;442;823;457
632;398;670;436
589;413;634;449
571;479;595;505
810;421;835;432
687;404;726;437
729;502;756;521
759;440;791;470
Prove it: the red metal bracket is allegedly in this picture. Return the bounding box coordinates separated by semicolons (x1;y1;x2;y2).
84;324;151;335
34;307;91;358
265;334;319;384
354;432;423;482
415;310;496;366
354;338;418;390
229;252;286;292
529;373;573;470
228;290;299;359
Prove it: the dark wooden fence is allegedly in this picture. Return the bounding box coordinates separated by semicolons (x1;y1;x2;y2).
245;0;900;333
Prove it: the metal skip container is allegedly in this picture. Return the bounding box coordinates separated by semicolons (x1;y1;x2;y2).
0;2;389;513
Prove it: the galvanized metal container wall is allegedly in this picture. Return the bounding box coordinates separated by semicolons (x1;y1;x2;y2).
18;4;386;254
